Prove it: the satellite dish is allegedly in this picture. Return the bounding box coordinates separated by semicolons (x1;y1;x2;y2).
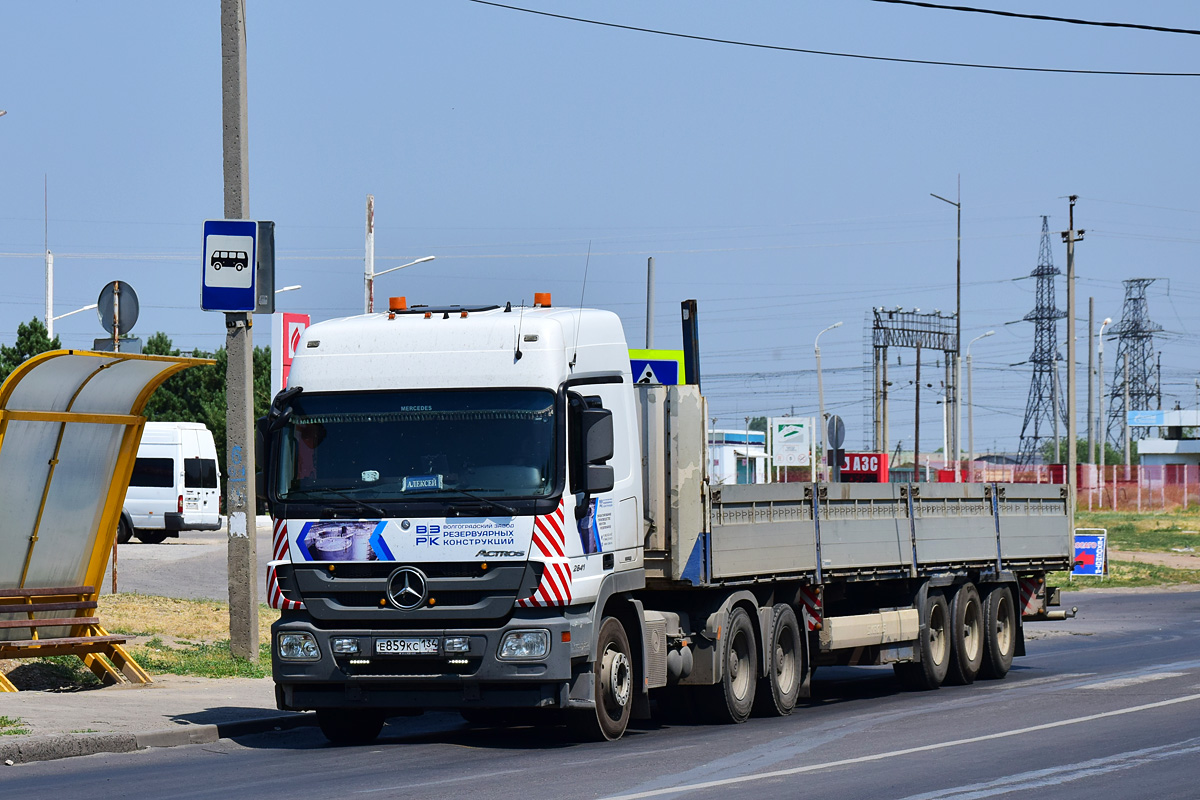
96;281;140;335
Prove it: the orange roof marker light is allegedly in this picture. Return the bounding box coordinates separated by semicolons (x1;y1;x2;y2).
534;292;552;308
389;296;407;312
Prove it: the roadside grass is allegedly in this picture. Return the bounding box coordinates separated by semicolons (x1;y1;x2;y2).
1075;510;1200;552
1051;559;1199;590
133;637;272;679
0;716;30;736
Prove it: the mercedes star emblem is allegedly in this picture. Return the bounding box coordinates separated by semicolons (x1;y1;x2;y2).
386;567;428;610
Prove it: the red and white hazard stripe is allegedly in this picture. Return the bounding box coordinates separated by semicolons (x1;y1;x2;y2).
267;518;304;610
517;499;573;608
1019;576;1043;617
799;585;822;631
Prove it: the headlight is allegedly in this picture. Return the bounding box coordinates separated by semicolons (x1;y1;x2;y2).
277;632;320;661
331;637;360;655
498;629;549;660
444;636;470;653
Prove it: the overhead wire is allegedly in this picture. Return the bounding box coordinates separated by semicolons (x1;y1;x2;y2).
466;0;1200;77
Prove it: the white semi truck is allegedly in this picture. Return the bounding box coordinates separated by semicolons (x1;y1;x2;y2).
258;296;1074;744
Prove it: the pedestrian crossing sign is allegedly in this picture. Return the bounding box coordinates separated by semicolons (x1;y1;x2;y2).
628;349;685;385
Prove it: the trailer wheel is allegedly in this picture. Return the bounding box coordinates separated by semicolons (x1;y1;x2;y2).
979;585;1016;679
117;517;133;545
894;590;950;690
569;616;632;741
316;708;385;745
945;583;984;685
702;606;757;723
753;604;802;717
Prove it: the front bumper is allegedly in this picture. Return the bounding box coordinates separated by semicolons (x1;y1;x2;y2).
272;612;577;712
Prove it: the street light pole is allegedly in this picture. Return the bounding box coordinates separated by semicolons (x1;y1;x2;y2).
815;321;843;481
368;255;436;312
966;330;994;482
931;180;961;472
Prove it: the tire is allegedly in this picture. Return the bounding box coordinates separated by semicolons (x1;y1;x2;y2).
979;586;1016;680
945;583;984;686
117;518;133;545
753;604;802;717
894;590;950;690
568;616;633;741
701;606;757;723
316;708;385;745
134;531;169;545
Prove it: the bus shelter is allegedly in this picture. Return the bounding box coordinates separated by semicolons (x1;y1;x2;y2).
0;350;211;691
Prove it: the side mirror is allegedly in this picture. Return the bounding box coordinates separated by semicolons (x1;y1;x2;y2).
580;407;614;465
586;464;614;494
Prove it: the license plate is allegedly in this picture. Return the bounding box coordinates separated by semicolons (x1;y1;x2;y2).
375;637;439;656
185;501;199;510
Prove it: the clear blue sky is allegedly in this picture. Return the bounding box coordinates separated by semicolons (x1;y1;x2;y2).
2;1;1198;454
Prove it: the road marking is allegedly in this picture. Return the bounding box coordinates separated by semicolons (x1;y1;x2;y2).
599;693;1200;800
561;743;699;766
1083;672;1186;690
355;767;525;793
891;737;1200;800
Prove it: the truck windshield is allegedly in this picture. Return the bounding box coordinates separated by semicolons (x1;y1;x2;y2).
275;389;557;503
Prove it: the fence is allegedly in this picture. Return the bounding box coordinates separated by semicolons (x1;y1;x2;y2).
959;462;1199;513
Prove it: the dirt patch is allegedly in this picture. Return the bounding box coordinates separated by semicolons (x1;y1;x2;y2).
1110;547;1200;571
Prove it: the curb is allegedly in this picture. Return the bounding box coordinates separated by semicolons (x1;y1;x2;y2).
0;712;316;766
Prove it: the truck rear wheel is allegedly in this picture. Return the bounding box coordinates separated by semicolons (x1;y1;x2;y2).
945;583;984;685
569;616;632;741
753;604;801;717
894;590;950;690
316;708;385;745
979;585;1016;679
702;606;757;723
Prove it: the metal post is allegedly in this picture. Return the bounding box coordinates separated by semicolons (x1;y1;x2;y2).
112;281;121;353
221;0;258;662
915;342;922;482
1087;296;1095;464
1052;357;1060;463
967;351;974;481
1124;353;1131;470
645;257;655;349
365;194;375;313
45;251;54;339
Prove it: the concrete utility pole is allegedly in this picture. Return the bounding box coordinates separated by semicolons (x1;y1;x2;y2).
645;257;655;349
966;330;994;482
44;177;53;338
364;195;375;313
1124;353;1131;468
915;343;922;480
221;0;258;662
1098;316;1111;474
1062;196;1084;511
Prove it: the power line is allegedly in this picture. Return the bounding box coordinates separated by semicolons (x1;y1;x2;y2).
869;1;1200;37
466;0;1200;77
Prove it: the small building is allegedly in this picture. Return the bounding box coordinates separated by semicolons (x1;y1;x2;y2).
1138;439;1200;467
709;429;768;485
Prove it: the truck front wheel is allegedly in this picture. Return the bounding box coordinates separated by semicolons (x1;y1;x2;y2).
569;616;632;741
317;708;386;745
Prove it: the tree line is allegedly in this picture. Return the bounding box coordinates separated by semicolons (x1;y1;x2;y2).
0;317;272;470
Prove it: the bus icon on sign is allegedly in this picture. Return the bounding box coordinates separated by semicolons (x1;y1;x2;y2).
210;250;249;271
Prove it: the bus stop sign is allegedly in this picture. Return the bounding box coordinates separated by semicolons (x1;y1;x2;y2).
201;219;257;312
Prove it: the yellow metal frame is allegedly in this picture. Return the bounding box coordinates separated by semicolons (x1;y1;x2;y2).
0;350;213;690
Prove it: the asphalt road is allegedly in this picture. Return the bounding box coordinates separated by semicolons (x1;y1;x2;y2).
100;520;275;601
8;588;1200;799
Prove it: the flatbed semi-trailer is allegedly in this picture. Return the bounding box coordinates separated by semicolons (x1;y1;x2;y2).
260;300;1073;744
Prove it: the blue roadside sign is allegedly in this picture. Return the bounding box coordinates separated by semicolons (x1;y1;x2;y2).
1072;531;1107;577
630;358;679;385
201;219;258;312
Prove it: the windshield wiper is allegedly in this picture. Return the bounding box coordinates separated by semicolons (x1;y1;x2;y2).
292;486;387;518
438;488;518;516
